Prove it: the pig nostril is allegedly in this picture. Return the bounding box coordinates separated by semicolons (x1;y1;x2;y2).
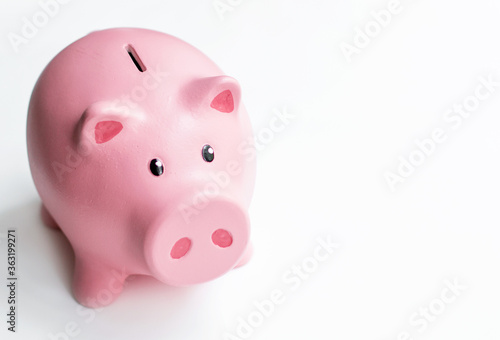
211;229;233;248
170;237;191;259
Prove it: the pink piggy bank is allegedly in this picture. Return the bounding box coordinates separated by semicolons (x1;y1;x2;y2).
27;28;256;307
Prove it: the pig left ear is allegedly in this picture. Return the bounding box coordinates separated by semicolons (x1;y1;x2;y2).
186;76;241;114
76;101;131;147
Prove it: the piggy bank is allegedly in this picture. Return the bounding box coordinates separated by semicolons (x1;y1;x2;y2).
26;28;256;307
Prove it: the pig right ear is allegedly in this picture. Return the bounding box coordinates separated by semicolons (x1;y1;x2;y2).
76;101;132;147
183;76;241;114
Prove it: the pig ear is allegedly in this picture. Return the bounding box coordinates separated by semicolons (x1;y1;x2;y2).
76;101;130;147
186;76;241;114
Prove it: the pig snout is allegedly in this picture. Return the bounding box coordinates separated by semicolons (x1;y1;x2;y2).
144;197;250;286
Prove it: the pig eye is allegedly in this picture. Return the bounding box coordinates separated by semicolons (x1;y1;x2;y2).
150;158;164;176
202;144;215;162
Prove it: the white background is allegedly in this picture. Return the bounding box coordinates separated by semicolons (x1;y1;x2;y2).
1;0;500;339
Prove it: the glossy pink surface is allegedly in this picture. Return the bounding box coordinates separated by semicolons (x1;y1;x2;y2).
27;28;256;307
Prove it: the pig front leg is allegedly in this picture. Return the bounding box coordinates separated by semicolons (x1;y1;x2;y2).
72;257;128;308
40;204;59;229
234;242;253;268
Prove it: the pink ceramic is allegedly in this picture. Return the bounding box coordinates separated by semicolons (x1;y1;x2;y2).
27;28;256;307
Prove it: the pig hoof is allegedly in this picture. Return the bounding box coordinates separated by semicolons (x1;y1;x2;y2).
72;259;127;308
40;205;59;229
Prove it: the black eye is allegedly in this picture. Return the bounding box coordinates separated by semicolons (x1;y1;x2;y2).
150;158;164;176
202;144;214;162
